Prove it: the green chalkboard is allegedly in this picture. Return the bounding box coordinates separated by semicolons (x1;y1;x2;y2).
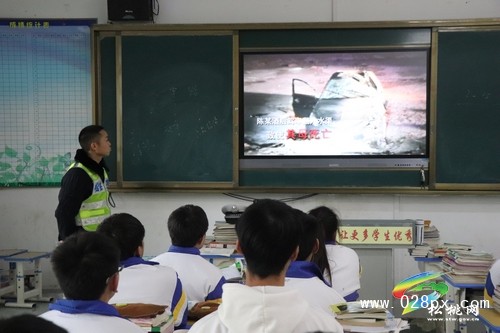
95;23;500;190
240;169;424;188
99;34;234;184
99;36;117;182
435;28;500;188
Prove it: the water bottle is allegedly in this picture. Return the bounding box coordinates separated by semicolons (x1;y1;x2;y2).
415;219;424;245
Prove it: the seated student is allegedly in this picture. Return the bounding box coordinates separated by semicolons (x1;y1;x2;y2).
309;205;361;301
485;259;500;304
285;209;346;314
152;204;225;308
39;232;144;333
1;314;68;333
189;199;344;333
97;213;188;329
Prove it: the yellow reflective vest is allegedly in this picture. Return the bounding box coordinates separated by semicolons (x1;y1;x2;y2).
71;162;111;231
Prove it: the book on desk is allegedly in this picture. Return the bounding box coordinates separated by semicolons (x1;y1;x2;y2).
442;249;495;284
332;301;409;332
114;303;174;333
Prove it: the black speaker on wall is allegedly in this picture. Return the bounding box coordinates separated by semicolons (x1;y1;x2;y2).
107;0;153;22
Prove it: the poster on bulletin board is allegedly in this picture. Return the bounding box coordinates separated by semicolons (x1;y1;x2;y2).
0;18;96;187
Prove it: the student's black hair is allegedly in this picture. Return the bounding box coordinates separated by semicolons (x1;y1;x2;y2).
167;204;209;247
78;125;105;151
308;206;340;243
97;213;145;260
236;199;301;278
293;209;320;261
51;231;121;300
0;314;68;333
312;221;332;283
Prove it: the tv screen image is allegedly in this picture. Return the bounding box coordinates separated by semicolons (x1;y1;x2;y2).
239;49;429;169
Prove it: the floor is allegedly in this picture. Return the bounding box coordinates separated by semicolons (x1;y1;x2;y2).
0;289;62;319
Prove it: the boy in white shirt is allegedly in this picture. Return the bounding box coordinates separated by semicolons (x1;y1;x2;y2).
310;205;361;301
97;213;188;329
152;204;225;308
285;209;346;314
189;199;344;333
40;232;144;333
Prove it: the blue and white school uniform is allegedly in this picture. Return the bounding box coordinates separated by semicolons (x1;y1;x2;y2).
152;246;226;307
40;300;144;333
325;243;361;301
485;259;500;301
285;261;345;315
189;284;344;333
109;257;188;329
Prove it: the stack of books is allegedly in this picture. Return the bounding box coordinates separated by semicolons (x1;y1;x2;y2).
332;302;409;332
430;242;472;258
442;249;495;284
423;220;440;248
204;236;237;250
131;312;174;333
115;304;174;333
408;244;433;257
212;221;237;244
336;306;387;328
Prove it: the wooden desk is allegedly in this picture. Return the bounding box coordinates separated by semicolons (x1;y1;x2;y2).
2;251;53;308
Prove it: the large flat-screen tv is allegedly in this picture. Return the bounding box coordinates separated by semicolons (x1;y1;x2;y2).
239;48;430;169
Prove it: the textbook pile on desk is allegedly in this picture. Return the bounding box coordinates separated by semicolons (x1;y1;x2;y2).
432;243;472;258
442;249;495;284
423;220;440;248
332;302;409;332
408;242;472;258
114;303;174;333
211;221;237;245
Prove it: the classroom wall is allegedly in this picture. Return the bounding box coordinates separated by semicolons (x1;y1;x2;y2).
1;0;500;290
1;0;499;24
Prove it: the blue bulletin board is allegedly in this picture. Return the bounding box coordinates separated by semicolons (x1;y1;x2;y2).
0;18;95;186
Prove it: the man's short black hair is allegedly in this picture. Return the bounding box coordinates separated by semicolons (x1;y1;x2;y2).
78;125;105;151
236;199;300;278
0;314;68;333
97;213;145;260
51;232;121;300
309;206;340;243
167;204;208;247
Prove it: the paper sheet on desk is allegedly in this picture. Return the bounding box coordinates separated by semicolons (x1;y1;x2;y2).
342;318;409;333
200;248;235;256
220;264;241;280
